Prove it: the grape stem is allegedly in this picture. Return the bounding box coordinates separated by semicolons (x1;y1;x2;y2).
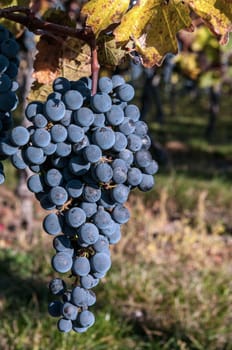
0;6;99;94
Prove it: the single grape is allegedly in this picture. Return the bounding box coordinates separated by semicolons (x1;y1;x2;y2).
57;318;72;333
72;256;91;277
63;90;83;110
51;251;73;273
43;213;63;235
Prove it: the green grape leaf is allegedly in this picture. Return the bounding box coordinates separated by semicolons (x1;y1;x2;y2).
81;0;130;37
185;0;232;45
114;0;192;67
27;81;53;103
97;34;128;67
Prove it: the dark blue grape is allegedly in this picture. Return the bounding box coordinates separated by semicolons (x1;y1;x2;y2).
0;25;9;42
44;98;66;121
143;160;159;175
43;142;57;156
112;132;128;152
93;207;112;229
112;75;125;88
67;124;84;143
127;134;142;152
134;121;148;137
112;166;127;184
62;302;78;320
72;256;91;276
124;104;140;121
112;205;130;224
49;186;68;206
90;93;112;113
127;167;143;186
24;146;45;165
93;127;115;150
0;54;9;74
1;39;19;58
10;150;27;169
106;105;124;126
43;213;63;235
134;150;152;168
25;101;44;120
79;201;97;218
118;117;135;135
57;318;72;333
69;155;90;176
83;184;101;203
48;301;62;317
111;184;130;204
92;113;105;127
74;107;94;127
91;252;111;273
63;90;83;110
108;223;122;244
10;126;30;146
55;142;72;157
0;140;18;156
98;76;113;93
83;144;102;163
27;174;44;193
95;162;113;183
93;234;110;252
32;114;48;128
115;83;134;102
31;128;51;148
65;179;83;198
49;278;66;296
53;235;74;255
53;77;71;93
65;207;86;228
78;222;99;245
0;91;18;112
78;310;95;328
138;174;154;191
0;74;12;92
50;124;68;143
80;275;99;289
52;251;73;273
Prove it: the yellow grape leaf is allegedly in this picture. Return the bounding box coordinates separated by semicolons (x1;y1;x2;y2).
61;38;91;81
81;0;130;36
185;0;232;44
97;34;128;67
114;0;193;67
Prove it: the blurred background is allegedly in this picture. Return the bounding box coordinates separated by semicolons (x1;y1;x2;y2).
0;3;232;350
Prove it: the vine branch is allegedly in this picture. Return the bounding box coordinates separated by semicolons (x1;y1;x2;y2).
0;6;99;94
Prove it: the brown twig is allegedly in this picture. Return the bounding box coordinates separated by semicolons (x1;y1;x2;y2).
0;6;99;94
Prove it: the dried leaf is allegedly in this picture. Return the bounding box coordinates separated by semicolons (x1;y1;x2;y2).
27;81;53;103
185;0;232;44
33;35;61;85
81;0;130;36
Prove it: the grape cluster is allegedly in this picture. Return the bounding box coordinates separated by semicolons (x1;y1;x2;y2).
5;75;158;333
0;24;19;183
